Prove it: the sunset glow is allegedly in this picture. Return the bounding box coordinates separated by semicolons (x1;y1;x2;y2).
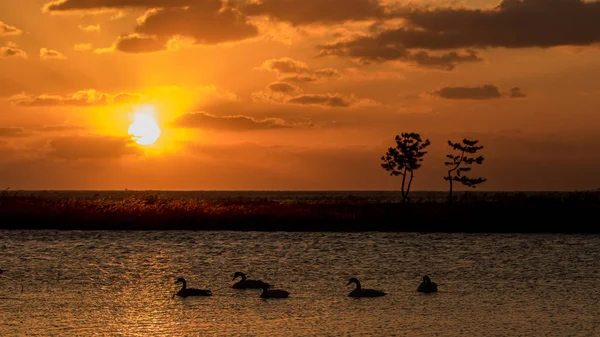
1;0;600;190
128;106;161;146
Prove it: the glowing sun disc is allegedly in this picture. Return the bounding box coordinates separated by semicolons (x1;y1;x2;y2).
128;113;161;145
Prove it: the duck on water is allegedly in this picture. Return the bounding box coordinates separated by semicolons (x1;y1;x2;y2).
232;271;271;289
347;277;386;298
417;275;438;293
173;277;212;298
259;284;290;299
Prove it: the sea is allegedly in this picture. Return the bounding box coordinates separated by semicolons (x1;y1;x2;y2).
1;229;599;336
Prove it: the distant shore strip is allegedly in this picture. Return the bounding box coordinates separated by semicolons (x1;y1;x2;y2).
0;191;598;233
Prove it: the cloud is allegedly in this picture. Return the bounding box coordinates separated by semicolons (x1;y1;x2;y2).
96;34;166;54
9;90;142;107
133;4;259;45
74;43;93;51
386;0;600;50
286;94;355;107
409;50;483;71
46;135;142;159
258;57;341;82
0;21;22;37
318;38;483;70
313;68;341;79
37;124;88;132
95;2;259;53
0;42;27;59
110;11;127;20
509;87;527;98
433;85;502;100
78;24;100;32
0;127;29;138
315;0;600;69
40;48;67;60
252;81;378;108
43;0;193;12
43;0;600;53
43;0;388;26
431;85;527;100
241;0;387;25
266;81;303;95
319;0;600;66
260;57;310;74
171;111;312;131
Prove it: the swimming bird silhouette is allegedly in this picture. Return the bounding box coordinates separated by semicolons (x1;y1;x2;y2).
259;284;290;299
232;271;271;289
173;277;212;297
417;275;438;293
347;277;386;297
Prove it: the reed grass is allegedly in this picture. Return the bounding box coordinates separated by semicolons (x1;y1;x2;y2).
1;190;598;232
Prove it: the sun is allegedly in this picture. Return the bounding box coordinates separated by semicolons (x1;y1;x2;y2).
128;106;161;146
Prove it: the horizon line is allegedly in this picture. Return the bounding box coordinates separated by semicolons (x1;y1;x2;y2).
3;189;598;193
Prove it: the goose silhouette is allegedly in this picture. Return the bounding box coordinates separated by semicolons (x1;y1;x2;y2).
347;277;386;297
259;284;290;299
417;275;438;293
173;277;212;297
232;271;271;289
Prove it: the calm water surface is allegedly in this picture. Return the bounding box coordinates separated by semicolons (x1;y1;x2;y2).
1;231;599;336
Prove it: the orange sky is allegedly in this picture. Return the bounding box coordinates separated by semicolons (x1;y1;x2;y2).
1;0;600;191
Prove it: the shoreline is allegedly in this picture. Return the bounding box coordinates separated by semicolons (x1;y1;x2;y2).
0;191;598;233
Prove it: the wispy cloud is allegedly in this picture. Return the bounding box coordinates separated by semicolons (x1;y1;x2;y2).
0;21;22;37
74;43;93;51
46;135;142;159
430;85;527;100
0;42;27;59
9;90;142;106
257;57;341;82
171;111;313;131
252;81;379;108
40;48;67;60
78;24;100;32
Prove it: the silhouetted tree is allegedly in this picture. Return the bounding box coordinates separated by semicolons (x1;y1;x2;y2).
381;133;431;203
444;139;486;202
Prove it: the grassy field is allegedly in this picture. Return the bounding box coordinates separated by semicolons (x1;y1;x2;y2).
0;190;598;232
